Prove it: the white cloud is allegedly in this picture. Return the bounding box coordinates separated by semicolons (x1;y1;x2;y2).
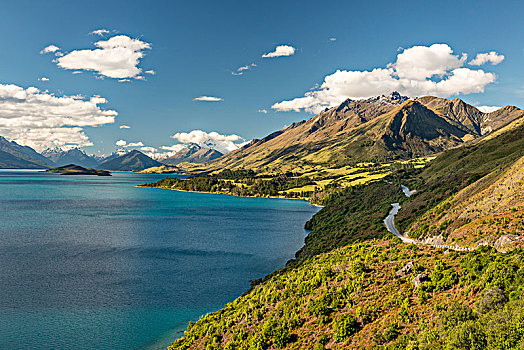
262;45;296;58
329;38;336;41
171;130;245;154
40;45;60;54
89;29;110;36
232;63;256;76
140;146;157;152
469;51;505;66
38;77;50;81
115;139;146;147
56;35;152;79
119;125;130;129
145;70;156;75
0;83;116;151
393;44;467;80
272;44;497;114
477;105;502;113
193;96;223;102
160;144;186;152
258;109;268;114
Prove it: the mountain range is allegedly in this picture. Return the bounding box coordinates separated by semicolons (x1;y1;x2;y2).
41;147;99;168
1;93;522;173
187;92;523;172
0;142;223;171
162;143;223;165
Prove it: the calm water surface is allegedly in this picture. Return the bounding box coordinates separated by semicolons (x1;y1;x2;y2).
0;170;319;349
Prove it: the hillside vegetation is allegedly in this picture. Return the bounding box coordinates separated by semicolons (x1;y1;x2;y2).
171;240;524;350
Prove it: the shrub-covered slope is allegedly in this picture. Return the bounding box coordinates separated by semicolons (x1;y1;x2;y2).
170;241;524;349
395;117;524;248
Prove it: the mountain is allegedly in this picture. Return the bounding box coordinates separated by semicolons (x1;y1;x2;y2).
0;137;53;168
417;96;524;136
162;143;223;165
42;147;98;168
193;93;523;172
98;150;163;171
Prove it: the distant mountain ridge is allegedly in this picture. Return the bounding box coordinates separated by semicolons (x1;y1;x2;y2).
163;143;223;165
42;147;99;168
193;92;523;171
98;150;163;171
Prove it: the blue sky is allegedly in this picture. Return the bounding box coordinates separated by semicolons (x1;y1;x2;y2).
0;0;522;156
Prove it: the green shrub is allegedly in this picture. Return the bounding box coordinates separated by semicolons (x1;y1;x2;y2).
333;314;360;342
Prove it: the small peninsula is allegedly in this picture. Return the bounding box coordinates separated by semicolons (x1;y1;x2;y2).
43;164;111;176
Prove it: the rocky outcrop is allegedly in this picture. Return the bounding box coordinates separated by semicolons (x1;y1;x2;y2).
396;261;414;277
412;273;429;288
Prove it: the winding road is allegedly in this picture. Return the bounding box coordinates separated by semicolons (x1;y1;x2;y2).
384;203;415;243
383;185;474;251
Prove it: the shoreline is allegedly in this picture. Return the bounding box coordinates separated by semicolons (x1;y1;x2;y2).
135;183;323;347
136;185;325;207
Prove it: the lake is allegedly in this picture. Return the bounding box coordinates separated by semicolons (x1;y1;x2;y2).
0;170;320;350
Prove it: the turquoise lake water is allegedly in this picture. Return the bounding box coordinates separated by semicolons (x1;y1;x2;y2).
0;170;320;349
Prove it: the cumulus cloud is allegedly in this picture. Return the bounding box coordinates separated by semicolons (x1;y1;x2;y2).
89;29;110;36
115;139;127;146
0;83;116;151
40;45;60;54
145;70;156;75
193;96;223;102
171;130;245;154
119;125;130;129
469;51;505;66
38;77;50;81
55;35;152;79
329;38;337;41
262;45;296;58
477;105;502;113
272;44;498;113
258;109;268;114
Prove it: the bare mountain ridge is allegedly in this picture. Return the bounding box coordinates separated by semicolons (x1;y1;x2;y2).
197;93;523;171
417;96;523;136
